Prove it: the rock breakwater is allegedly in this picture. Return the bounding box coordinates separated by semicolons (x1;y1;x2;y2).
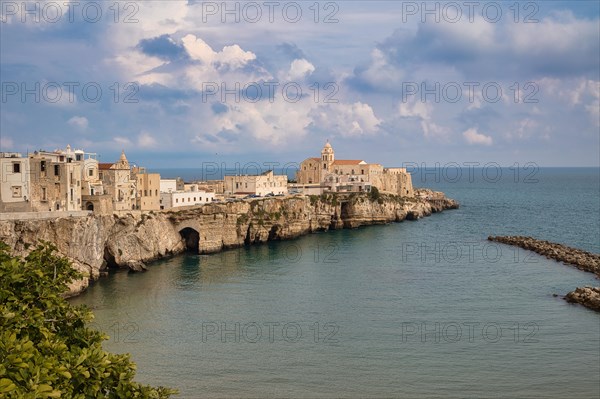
487;236;600;276
488;235;600;313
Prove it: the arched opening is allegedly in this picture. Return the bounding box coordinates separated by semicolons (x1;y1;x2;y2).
86;202;94;211
180;227;200;253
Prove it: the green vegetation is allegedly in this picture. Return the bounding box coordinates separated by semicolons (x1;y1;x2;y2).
236;214;249;226
0;241;177;398
368;187;381;202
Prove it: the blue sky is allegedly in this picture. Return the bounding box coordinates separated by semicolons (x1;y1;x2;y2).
1;1;598;167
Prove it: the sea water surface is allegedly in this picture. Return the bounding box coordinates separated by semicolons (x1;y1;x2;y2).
70;168;600;398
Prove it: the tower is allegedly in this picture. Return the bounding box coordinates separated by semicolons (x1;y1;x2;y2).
321;140;335;172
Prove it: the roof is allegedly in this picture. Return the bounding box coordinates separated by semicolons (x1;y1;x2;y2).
332;160;365;165
98;163;113;170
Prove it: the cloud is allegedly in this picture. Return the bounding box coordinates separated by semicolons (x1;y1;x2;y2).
182;34;257;69
67;116;89;131
137;34;189;61
398;100;448;139
463;128;493;146
138;131;158;148
0;136;14;151
114;137;132;147
310;102;381;137
285;59;315;80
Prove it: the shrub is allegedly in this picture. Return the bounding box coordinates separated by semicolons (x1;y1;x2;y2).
369;187;381;201
0;241;177;398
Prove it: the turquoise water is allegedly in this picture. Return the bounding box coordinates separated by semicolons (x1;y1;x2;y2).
70;168;600;398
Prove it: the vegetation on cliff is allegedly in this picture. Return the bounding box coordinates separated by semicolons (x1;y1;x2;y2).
0;241;177;398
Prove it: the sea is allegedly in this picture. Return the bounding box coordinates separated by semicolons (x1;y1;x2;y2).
69;167;600;398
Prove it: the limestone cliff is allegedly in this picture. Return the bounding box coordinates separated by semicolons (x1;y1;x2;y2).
0;193;458;296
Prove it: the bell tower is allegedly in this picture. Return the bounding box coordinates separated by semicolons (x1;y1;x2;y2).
321;140;335;172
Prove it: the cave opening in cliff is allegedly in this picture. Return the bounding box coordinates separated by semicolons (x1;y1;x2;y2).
180;227;200;253
103;246;119;270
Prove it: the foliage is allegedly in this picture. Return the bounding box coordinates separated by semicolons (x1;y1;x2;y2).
368;186;381;201
0;241;177;398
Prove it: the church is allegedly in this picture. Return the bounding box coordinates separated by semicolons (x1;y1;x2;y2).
296;141;414;197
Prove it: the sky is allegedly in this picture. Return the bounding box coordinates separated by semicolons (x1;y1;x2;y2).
1;0;599;168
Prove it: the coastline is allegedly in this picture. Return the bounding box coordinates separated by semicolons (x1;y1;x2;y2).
0;190;458;297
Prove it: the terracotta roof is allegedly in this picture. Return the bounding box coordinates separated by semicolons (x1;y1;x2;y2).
332;160;365;165
98;163;113;170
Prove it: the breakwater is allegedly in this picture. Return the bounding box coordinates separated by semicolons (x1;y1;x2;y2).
488;235;600;312
0;191;458;296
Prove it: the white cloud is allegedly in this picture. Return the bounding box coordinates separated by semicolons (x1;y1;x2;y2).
67;116;89;130
114;137;132;147
286;59;315;80
138;131;158;148
182;34;256;68
310;102;381;137
0;136;14;150
463;128;493;146
399;100;448;139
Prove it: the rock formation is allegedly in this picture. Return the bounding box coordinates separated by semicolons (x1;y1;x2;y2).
487;236;600;276
565;287;600;312
488;235;600;313
0;193;458;297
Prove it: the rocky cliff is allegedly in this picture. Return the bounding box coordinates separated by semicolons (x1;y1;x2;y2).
0;192;458;296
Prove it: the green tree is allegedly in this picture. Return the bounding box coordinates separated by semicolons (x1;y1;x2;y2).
0;241;177;398
368;186;381;201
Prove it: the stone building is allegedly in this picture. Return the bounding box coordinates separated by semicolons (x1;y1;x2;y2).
224;170;288;196
99;151;136;211
297;141;414;197
133;167;160;211
0;152;31;212
28;145;83;211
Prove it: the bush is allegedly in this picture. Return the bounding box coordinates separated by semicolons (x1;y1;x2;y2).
0;241;177;398
369;187;381;201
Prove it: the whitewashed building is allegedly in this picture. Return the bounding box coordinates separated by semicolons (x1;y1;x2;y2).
160;185;214;209
224;170;288;196
0;152;31;212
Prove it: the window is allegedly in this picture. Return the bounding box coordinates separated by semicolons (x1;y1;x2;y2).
88;169;93;177
176;198;179;203
11;186;21;197
194;197;197;201
54;165;60;176
99;172;103;179
155;189;158;196
323;164;327;169
42;187;47;201
40;161;46;172
70;188;73;201
12;163;20;173
144;190;147;196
